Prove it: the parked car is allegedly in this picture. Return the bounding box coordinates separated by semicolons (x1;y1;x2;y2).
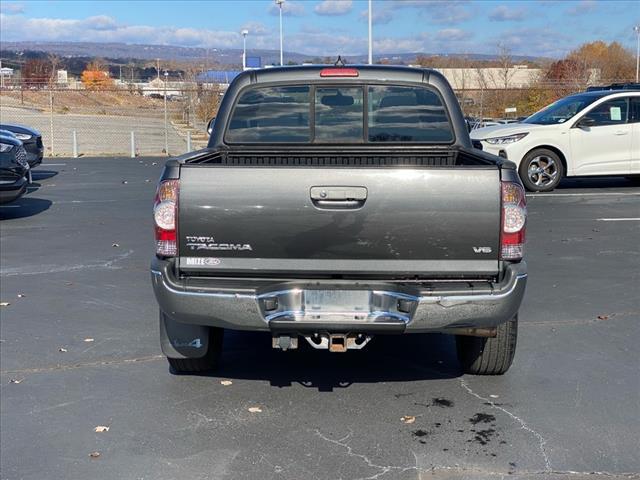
474;118;501;129
0;123;44;168
471;89;640;191
464;116;480;132
586;82;640;92
151;65;528;376
0;131;30;205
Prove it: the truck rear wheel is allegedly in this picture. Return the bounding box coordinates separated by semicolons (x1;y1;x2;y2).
160;311;224;373
168;344;222;374
456;315;518;375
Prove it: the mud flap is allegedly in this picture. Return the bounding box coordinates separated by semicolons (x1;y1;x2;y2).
159;311;210;359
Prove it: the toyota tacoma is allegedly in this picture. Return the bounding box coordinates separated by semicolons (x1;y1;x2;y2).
151;65;528;375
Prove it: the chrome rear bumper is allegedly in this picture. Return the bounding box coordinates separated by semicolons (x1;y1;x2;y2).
151;258;526;333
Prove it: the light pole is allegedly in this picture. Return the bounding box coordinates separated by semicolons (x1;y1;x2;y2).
163;70;169;155
368;0;373;65
276;0;284;66
241;29;249;70
634;25;640;83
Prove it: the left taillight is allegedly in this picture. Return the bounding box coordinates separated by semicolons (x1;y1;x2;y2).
154;179;179;256
500;181;526;261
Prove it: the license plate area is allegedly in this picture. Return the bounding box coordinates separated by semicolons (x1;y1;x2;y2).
258;289;417;323
304;290;371;320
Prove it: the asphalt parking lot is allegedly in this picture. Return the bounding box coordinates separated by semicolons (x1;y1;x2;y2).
1;157;639;480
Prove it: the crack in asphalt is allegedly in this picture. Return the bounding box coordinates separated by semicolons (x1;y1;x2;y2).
460;378;552;473
521;310;638;327
313;428;417;480
0;249;134;276
0;354;163;376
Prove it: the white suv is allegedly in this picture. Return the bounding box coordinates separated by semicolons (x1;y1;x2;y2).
471;90;640;191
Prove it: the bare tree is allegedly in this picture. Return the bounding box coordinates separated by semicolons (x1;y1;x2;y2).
47;54;60;87
495;43;516;90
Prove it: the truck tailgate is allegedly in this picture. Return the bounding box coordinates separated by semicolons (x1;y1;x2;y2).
178;166;500;277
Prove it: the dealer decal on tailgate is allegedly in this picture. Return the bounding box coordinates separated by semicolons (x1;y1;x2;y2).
184;257;222;266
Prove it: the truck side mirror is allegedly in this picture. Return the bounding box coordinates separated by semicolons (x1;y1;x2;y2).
207;117;216;135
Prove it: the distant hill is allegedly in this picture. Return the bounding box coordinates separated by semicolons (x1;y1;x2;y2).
0;41;548;67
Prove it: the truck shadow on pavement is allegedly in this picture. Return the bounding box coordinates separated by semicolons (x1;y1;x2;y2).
192;331;461;391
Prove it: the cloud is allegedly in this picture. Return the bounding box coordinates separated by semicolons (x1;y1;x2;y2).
566;0;597;16
489;27;574;58
0;2;24;14
0;14;241;49
267;1;305;17
83;15;119;31
387;0;473;25
488;5;527;22
314;0;352;16
358;7;393;25
240;21;271;37
435;28;468;41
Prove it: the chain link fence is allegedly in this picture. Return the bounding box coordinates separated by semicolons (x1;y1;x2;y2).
0;85;221;157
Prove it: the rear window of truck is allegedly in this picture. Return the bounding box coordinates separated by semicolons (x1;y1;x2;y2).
225;84;454;144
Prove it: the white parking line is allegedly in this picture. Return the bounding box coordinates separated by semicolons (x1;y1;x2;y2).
596;218;640;222
43;163;67;166
526;192;640;197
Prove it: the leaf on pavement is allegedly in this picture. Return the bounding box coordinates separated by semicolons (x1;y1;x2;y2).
401;415;416;424
112;243;120;248
220;380;233;386
9;378;23;384
94;426;110;433
58;347;68;352
84;338;95;342
248;407;262;413
17;294;26;298
89;451;101;459
0;302;10;307
597;315;609;320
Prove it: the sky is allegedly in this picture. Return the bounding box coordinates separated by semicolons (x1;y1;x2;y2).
0;0;638;58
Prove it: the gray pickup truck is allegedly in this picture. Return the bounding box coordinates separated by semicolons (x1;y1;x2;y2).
151;65;527;375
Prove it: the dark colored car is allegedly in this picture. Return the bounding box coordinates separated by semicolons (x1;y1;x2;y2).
0;132;30;205
586;83;640;92
0;123;44;168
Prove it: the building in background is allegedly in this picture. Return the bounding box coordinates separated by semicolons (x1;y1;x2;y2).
0;66;14;88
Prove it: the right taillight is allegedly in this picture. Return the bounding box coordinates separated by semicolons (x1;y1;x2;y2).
500;181;526;260
154;179;179;256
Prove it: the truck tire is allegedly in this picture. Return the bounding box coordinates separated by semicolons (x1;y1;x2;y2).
519;149;564;192
456;315;518;375
167;327;224;373
160;312;224;373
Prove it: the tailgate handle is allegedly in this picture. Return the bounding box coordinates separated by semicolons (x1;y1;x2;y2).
310;186;367;209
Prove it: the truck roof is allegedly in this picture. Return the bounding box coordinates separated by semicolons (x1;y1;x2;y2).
239;64;441;84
